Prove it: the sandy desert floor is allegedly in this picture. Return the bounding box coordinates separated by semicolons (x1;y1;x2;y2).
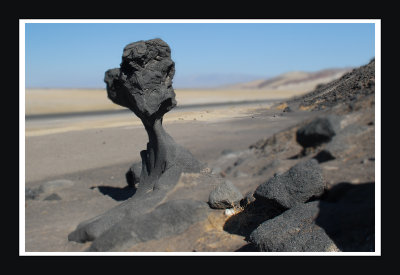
22;88;330;253
22;58;377;253
24;105;318;253
25;88;309;115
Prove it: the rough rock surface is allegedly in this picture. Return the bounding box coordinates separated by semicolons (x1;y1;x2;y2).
103;38;203;194
250;182;374;252
249;201;339;252
254;159;325;209
314;123;370;162
296;115;340;149
103;39;177;119
36;50;374;253
89;199;211;251
208;180;243;209
286;58;375;111
68;39;205;248
126;162;142;188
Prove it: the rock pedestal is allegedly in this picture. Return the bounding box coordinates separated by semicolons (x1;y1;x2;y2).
68;39;206;250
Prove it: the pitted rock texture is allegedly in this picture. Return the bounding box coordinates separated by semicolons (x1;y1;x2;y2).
104;38;176;121
249;182;374;252
286;58;375;111
254;159;325;210
103;38;203;195
88;199;211;252
249;201;339;252
208;180;243;209
68;39;204;249
296;115;341;149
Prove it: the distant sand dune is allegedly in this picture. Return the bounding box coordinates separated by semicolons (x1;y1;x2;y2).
223;68;351;91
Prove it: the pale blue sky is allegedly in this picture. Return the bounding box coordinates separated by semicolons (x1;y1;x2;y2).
24;21;376;88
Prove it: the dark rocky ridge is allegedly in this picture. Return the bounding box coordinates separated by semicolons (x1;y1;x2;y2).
286;58;375;111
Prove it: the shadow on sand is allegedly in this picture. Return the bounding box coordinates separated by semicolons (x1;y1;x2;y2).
90;169;138;201
90;185;137;201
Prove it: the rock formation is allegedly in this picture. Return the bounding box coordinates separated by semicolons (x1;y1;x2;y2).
296;115;340;149
254;159;325;210
68;38;207;249
208;180;243;209
103;38;203;193
65;41;375;252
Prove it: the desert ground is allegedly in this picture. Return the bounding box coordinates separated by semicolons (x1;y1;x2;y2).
23;60;376;254
24;88;314;252
25;88;308;115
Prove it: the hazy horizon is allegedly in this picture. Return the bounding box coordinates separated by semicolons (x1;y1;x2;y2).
24;20;375;89
25;65;358;90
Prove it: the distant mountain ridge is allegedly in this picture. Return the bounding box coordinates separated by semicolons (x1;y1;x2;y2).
173;73;266;89
222;68;353;92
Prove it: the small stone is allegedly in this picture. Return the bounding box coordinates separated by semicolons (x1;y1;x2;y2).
249;201;337;252
211;167;222;175
221;149;234;156
44;193;62;201
296;115;340;148
208;180;243;209
283;106;293;112
225;208;236;216
234;158;244;166
25;187;43;200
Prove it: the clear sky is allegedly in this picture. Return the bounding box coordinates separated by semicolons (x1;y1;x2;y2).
24;20;376;88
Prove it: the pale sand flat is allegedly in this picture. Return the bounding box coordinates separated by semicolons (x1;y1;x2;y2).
25;88;309;116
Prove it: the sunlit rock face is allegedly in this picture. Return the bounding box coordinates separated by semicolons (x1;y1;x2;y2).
104;38;177;123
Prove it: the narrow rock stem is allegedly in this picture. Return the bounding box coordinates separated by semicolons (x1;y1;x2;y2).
138;117;176;192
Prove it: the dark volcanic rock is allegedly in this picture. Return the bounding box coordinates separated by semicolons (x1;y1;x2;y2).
296;115;340;149
283;106;292;112
68;38;205;247
25;187;43;200
250;182;375;252
249;201;338;252
88;199;210;252
126;162;142;187
208;180;243;209
104;39;177;119
314;123;369;162
286;59;375;111
254;159;325;209
44;193;62;201
103;38;203;195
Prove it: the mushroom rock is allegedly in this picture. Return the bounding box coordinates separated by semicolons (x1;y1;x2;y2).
68;39;205;245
